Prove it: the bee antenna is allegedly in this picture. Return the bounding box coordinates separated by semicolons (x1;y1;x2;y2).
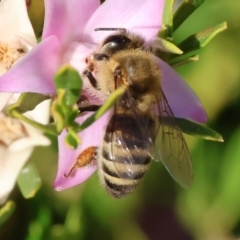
94;28;126;32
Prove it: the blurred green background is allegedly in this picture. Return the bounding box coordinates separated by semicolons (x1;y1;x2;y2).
1;0;240;239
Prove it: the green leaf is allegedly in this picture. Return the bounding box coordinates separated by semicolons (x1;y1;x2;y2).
159;0;174;37
51;88;80;133
28;0;45;38
170;55;199;68
64;204;81;235
17;163;42;199
174;118;224;142
7;92;49;114
54;65;82;106
173;0;205;31
156;38;183;54
217;126;240;214
50;104;65;133
67;105;80;125
78;87;126;132
0;201;15;226
65;129;81;149
25;207;52;240
215;128;240;217
177;22;227;55
27;221;43;240
50;90;67;133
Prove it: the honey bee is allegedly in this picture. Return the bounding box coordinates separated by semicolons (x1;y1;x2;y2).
66;29;193;198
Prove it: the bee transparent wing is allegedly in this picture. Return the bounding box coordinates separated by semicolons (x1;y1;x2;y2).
154;89;193;188
106;93;154;179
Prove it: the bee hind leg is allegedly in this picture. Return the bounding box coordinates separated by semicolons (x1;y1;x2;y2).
64;146;98;178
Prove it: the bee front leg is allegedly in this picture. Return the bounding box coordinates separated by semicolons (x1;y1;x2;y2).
83;69;99;89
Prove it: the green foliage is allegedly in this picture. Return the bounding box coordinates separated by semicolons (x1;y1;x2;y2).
51;88;79;134
177;22;228;56
26;207;52;240
175;117;223;142
218;126;240;216
173;0;205;31
169;22;227;66
159;0;227;67
158;38;183;54
160;0;174;37
51;65;83;136
171;54;199;68
177;126;240;238
17;163;42;199
0;201;15;226
28;0;45;38
54;65;82;106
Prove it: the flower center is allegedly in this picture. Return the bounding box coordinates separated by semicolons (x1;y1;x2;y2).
0;42;25;74
0;113;28;147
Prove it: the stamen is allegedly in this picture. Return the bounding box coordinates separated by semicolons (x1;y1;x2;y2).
0;42;25;73
0;113;28;147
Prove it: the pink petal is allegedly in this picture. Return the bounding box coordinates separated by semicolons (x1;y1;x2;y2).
63;41;106;105
43;0;100;47
53;111;111;191
63;42;96;73
155;56;207;123
84;0;164;43
0;36;62;94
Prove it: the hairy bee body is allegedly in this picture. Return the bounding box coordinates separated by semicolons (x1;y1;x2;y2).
90;47;161;197
80;29;193;198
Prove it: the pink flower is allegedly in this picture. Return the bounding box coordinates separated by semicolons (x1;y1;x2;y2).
0;0;207;190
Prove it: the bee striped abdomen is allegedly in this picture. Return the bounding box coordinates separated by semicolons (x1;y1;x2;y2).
99;155;151;198
98;112;154;198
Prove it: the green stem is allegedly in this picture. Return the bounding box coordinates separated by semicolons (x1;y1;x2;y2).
10;110;58;135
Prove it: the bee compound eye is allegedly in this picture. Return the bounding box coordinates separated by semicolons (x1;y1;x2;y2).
102;35;131;50
93;53;109;61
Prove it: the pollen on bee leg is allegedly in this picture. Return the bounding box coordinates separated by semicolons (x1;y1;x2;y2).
64;146;97;178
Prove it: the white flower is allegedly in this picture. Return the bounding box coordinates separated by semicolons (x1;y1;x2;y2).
0;101;50;205
0;0;36;110
0;0;50;204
